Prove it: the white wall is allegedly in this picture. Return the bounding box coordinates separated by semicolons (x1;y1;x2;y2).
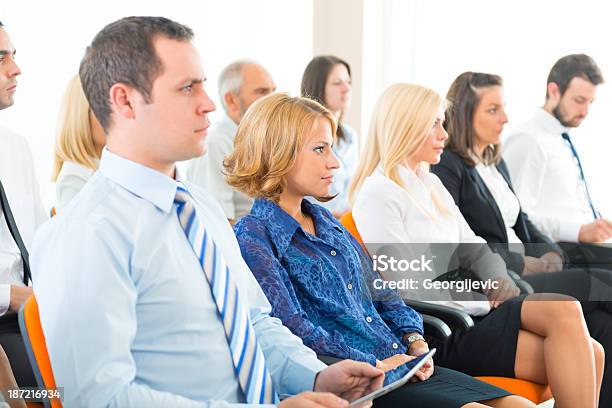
2;0;611;216
0;0;313;209
313;0;364;136
363;0;612;215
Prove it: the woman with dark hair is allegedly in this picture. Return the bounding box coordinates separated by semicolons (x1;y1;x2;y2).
433;72;561;275
431;71;612;407
301;55;357;217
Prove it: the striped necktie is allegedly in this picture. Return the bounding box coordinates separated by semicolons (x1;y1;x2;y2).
561;132;599;219
174;184;278;404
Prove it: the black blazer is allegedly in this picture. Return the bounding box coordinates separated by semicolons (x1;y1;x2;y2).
431;150;562;274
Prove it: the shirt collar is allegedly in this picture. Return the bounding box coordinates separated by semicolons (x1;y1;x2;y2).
220;113;239;132
396;163;428;183
468;150;485;167
534;107;571;136
338;123;353;143
307;199;344;236
468;150;506;174
99;148;179;213
250;198;343;255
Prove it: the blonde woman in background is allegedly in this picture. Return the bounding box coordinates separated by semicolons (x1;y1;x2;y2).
51;75;105;212
349;83;604;407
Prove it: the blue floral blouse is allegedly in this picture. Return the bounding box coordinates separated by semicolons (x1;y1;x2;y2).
234;198;423;375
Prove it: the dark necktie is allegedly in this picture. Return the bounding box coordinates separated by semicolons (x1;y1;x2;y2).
0;179;31;285
561;132;599;219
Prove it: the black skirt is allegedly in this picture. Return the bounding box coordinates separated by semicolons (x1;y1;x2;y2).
374;366;511;408
429;296;526;378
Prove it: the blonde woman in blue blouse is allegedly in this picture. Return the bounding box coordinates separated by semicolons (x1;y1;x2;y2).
225;93;533;408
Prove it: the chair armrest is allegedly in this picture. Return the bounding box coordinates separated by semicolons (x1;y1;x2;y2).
404;299;474;331
507;270;534;294
422;314;452;340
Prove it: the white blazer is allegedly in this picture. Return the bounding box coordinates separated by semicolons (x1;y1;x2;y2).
353;164;509;316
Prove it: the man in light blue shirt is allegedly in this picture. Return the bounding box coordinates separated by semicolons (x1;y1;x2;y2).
30;17;383;407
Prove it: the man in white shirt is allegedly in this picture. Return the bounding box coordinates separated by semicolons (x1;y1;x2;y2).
504;56;612;408
504;54;612;244
0;20;45;387
32;17;382;406
187;60;276;223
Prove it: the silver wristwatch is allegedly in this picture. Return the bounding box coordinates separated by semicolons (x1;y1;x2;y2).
406;333;426;350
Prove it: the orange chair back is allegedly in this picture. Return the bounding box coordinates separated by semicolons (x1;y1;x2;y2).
340;211;373;260
340;211;364;244
339;211;552;404
18;296;62;408
475;377;552;404
340;211;373;259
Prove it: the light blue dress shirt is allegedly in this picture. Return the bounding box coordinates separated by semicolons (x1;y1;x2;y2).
31;149;326;408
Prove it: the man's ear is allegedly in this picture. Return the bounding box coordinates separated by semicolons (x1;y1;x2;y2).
547;82;561;104
224;91;238;114
109;83;136;120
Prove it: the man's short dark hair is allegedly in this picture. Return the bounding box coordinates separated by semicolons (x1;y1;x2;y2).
79;16;194;132
546;54;604;98
0;21;4;27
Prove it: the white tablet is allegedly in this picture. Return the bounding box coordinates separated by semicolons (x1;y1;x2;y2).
348;348;437;407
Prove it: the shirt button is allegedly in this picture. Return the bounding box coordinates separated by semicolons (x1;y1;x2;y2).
330;250;337;256
347;283;353;290
366;316;373;323
392;343;399;350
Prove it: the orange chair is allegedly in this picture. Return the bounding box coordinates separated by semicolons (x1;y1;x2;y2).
339;212;365;247
18;296;62;408
476;377;551;403
339;211;553;404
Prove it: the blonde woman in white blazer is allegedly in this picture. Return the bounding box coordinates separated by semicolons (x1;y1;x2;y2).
349;83;603;407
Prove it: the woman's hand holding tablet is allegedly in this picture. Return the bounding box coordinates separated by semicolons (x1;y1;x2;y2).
348;349;437;407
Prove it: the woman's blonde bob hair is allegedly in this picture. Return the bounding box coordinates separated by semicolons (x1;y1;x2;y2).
348;83;448;215
51;75;100;181
225;93;337;203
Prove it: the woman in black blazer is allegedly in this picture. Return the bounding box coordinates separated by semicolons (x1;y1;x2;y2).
432;148;562;275
432;71;612;408
432;72;564;276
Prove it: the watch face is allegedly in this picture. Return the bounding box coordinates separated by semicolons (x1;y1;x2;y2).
408;334;424;343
